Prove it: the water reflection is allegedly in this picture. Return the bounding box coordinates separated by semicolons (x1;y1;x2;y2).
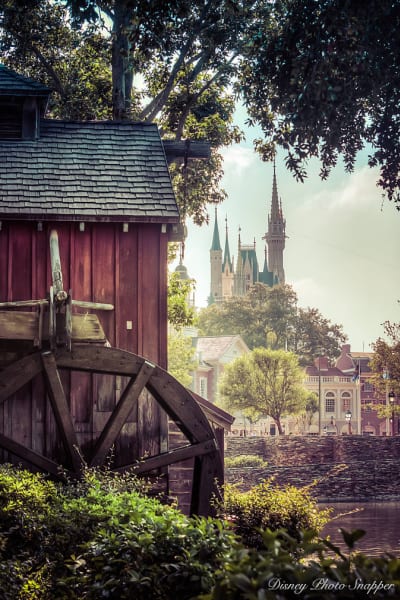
320;502;400;556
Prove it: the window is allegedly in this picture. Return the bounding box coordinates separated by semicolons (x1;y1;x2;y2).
363;382;374;392
325;392;335;413
342;392;351;412
199;377;207;399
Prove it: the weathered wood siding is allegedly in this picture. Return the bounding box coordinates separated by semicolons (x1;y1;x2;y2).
0;220;168;468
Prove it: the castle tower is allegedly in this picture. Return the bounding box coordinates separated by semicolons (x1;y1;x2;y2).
264;162;286;283
221;217;234;299
209;208;222;303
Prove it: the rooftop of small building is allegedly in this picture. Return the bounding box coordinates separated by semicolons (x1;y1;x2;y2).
0;119;179;222
0;63;51;96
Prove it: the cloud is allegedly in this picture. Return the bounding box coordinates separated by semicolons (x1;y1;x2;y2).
221;145;255;174
291;277;325;308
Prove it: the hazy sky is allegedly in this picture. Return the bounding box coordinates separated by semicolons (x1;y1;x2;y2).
173;106;400;353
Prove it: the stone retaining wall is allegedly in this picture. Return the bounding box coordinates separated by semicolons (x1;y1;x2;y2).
225;436;400;500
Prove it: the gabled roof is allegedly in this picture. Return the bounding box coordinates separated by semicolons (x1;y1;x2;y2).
191;391;234;430
193;335;249;363
0;120;179;222
0;64;51;96
305;365;347;377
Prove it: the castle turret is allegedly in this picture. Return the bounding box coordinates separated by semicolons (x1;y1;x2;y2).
263;162;286;284
209;208;222;303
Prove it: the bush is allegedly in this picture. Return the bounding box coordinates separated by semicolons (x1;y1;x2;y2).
0;465;235;600
1;465;399;600
219;479;331;549
224;455;267;468
199;528;400;600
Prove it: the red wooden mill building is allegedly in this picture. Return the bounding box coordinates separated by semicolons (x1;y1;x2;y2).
0;65;231;515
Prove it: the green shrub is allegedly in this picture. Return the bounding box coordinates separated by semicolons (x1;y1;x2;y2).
0;465;236;600
224;455;267;468
200;528;400;600
219;479;331;549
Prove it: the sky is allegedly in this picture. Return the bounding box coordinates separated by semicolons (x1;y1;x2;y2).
172;106;400;353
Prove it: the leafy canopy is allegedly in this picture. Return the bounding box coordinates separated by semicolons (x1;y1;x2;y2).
198;283;346;365
2;0;400;219
240;0;400;208
167;329;198;388
369;320;400;419
219;347;308;434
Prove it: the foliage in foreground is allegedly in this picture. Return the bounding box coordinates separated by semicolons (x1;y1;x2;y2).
219;480;331;550
200;528;400;600
0;465;234;600
0;465;399;599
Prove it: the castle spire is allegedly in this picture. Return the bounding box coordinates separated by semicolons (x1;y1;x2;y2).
222;215;233;272
210;206;222;251
271;159;280;222
263;160;286;284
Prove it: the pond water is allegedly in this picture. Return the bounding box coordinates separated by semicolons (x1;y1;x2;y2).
320;502;400;556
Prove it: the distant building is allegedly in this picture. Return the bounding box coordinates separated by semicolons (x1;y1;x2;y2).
304;356;360;435
191;335;250;403
209;164;286;303
336;344;387;436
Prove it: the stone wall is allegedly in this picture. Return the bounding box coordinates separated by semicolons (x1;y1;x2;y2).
225;436;400;500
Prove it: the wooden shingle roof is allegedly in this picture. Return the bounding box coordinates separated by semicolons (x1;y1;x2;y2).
0;64;51;96
0;120;180;222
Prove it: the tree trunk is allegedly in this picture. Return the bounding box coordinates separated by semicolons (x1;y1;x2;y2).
276;419;284;435
111;0;131;120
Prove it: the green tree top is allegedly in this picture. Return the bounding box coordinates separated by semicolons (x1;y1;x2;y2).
219;348;308;434
2;0;400;216
197;283;346;364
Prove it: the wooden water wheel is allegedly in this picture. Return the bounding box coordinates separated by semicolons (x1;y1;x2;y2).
0;231;222;516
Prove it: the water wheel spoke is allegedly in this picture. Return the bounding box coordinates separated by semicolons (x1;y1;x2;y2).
113;439;219;475
190;451;223;516
41;351;83;473
90;360;155;467
0;432;68;478
0;353;42;405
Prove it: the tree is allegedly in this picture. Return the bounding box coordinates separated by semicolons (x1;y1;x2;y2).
219;348;307;434
167;330;198;388
0;0;245;223
167;271;196;330
0;1;113;120
369;321;400;420
3;0;400;215
292;307;347;366
198;283;298;350
197;283;346;363
240;0;400;208
295;391;319;434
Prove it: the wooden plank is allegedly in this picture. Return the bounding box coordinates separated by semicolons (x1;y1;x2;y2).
190;451;223;517
56;345;214;444
0;432;67;478
57;344;145;375
113;439;218;474
41;351;83;473
0;311;106;343
90;361;154;467
162;140;211;163
147;369;214;443
0;353;42;404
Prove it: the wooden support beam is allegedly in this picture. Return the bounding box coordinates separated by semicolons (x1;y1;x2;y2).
190;451;223;517
56;345;215;445
0;432;67;478
113;439;218;474
162;139;211;164
0;353;42;405
90;361;155;467
41;351;83;474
